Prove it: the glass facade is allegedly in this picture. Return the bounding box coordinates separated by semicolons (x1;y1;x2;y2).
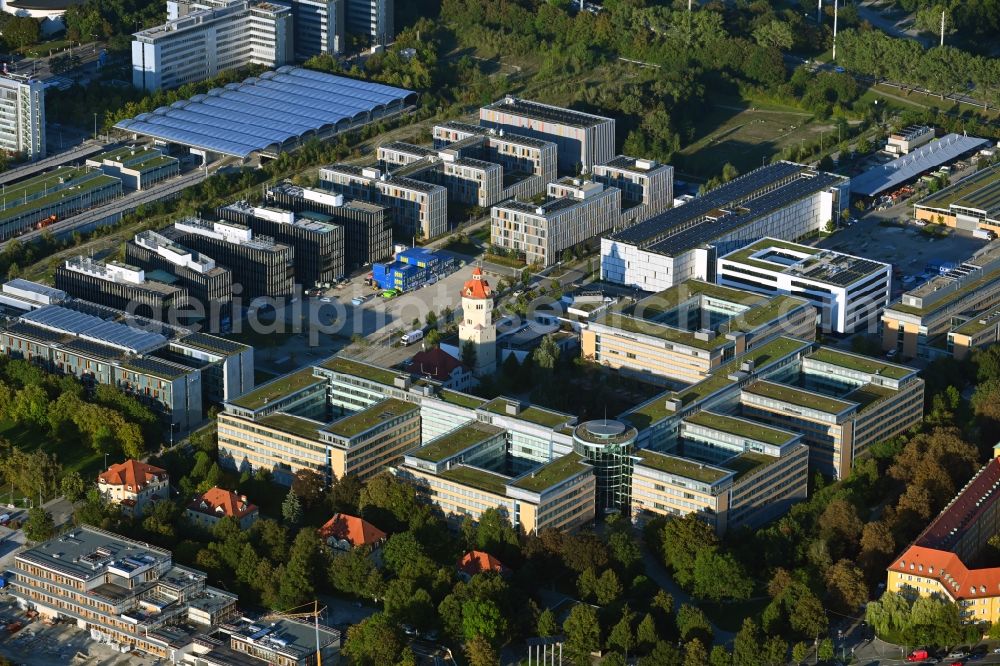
572;420;638;512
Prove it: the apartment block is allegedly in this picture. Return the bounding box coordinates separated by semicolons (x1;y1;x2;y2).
265;182;392;269
344;0;392;46
165;218;295;299
480;97;614;173
319;164;448;240
433;121;557;194
717;238;891;335
218;200;346;288
602;162;850;292
86;146;179;191
582;280;816;387
491;178;621;266
10;526;238;658
883;241;1000;359
0;166;122;241
55;257;189;321
0;74;44;160
593;156;673;224
886;453;1000;624
132;0;294;91
97;460;170;516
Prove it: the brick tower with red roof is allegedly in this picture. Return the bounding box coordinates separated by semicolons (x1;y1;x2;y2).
459;266;496;376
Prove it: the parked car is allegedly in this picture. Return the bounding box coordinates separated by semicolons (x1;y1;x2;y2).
381;289;399;299
351;296;367;306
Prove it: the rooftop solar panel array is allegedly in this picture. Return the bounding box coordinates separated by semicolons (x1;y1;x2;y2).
21;305;167;354
115;67;416;159
851;134;990;197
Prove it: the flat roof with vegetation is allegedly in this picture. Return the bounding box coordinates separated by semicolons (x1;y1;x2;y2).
438;390;487;409
411;422;504;462
482;398;573;428
628;280;767;318
917;164;1000;212
951;309;1000;336
634;449;731;484
845;383;897;413
259;413;324;441
887;264;1000;318
806;347;913;380
320;356;405;386
230;367;324;410
324;398;418;438
439;465;511;496
724;451;780;482
684;411;798;446
509;453;590;493
721;237;820;270
743;380;852;415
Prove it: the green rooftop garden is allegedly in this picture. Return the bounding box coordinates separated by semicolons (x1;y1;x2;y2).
918;164;1000;210
92;147;162;163
438;390;487;410
0;173;121;224
806;347;912;380
721;237;819;268
684;411;797;446
320;356;405;386
229;367;325;410
845;383;897;413
634;449;730;484
259;413;324;440
439;465;511;496
410;422;504;462
133;155;179;172
888;265;1000;317
325;398;418;438
724;451;779;482
483;399;572;428
509;453;589;493
951;310;1000;336
631;280;766;319
743;381;852;415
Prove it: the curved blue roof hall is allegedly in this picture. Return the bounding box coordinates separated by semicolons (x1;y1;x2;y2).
114;67;415;158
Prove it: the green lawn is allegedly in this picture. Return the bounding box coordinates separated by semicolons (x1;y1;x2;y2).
20;39;75;58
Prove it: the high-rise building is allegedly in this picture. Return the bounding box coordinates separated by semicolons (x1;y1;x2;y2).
0;74;44;160
55;256;189;320
292;0;344;58
458;267;496;376
593;156;673;224
344;0;392;46
132;0;294;92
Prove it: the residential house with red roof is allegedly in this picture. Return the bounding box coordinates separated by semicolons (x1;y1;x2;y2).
186;487;259;530
318;513;387;553
408;347;473;390
97;459;169;516
458;550;507;580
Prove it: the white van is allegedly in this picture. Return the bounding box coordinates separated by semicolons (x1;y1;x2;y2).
401;330;424;345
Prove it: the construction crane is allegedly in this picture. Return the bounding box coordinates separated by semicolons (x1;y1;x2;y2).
264;600;329;666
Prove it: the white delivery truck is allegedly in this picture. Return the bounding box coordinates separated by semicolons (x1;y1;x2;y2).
401;330;424;345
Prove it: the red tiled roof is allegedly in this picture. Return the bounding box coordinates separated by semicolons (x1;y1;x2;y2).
462;268;492;300
411;347;464;380
891;545;1000;601
97;460;167;491
458;550;505;576
188;487;257;519
318;513;387;547
916;458;1000;550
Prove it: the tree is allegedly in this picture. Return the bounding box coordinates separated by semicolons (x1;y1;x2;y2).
344;613;405;666
826;559;869;612
281;490;302;524
563;604;601;665
817;638;834;663
475;507;518;554
761;636;787;666
290;469;325;508
637;613;658;649
4;17;39;49
676;603;712;645
753;20;794;50
461;341;477;369
594;568;623;605
791;642;808;665
692;550;753;602
537;608;558;637
60;471;86;502
277;529;320;608
327;473;363;513
684;639;709;666
462;599;507;645
710;646;732;666
721;163;740;183
732;618;761;666
660;516;719;587
790;588;828;639
23;507;55;542
641;642;682;666
608;605;635;657
532;334;561;371
465;635;498;666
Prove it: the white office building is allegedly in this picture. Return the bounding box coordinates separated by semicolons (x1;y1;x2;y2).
0;74;45;160
601;162;849;293
717;238;891;335
132;0;294;91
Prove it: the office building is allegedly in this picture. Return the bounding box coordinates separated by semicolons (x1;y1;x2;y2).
292;0;344;58
883;241;1000;359
193;616;341;666
0;166;122;241
372;246;454;292
186;486;259;529
582;280;816;387
886;125;935;155
97;460;170;516
55;256;189;321
10;525;239;658
593;156;673;224
126;230;233;329
320;164;449;240
131;0;294;92
914;164;1000;237
0;74;44;160
717;238;891;335
886;451;1000;624
602;162;850;292
165;218;294;299
344;0;392;46
265;182;392;270
219;200;346;288
480;97;615;173
491;178;622;266
0;278;67;312
86;146;179;191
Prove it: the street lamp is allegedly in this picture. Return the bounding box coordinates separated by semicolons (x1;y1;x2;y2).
93;113;98;142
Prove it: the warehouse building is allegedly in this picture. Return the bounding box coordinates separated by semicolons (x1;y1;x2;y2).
717;238;891;335
593;156;674;224
851;133;990;199
914;164;1000;236
582;280;816;386
55;256;189;320
264;182;392;269
0;166;122;241
885;125;935;156
86;146;179;190
480;97;615;174
218;200;346;288
601;162;849;292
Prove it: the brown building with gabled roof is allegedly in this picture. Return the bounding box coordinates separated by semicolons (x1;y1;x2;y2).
318;513;387;552
97;459;169;516
186;487;259;530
